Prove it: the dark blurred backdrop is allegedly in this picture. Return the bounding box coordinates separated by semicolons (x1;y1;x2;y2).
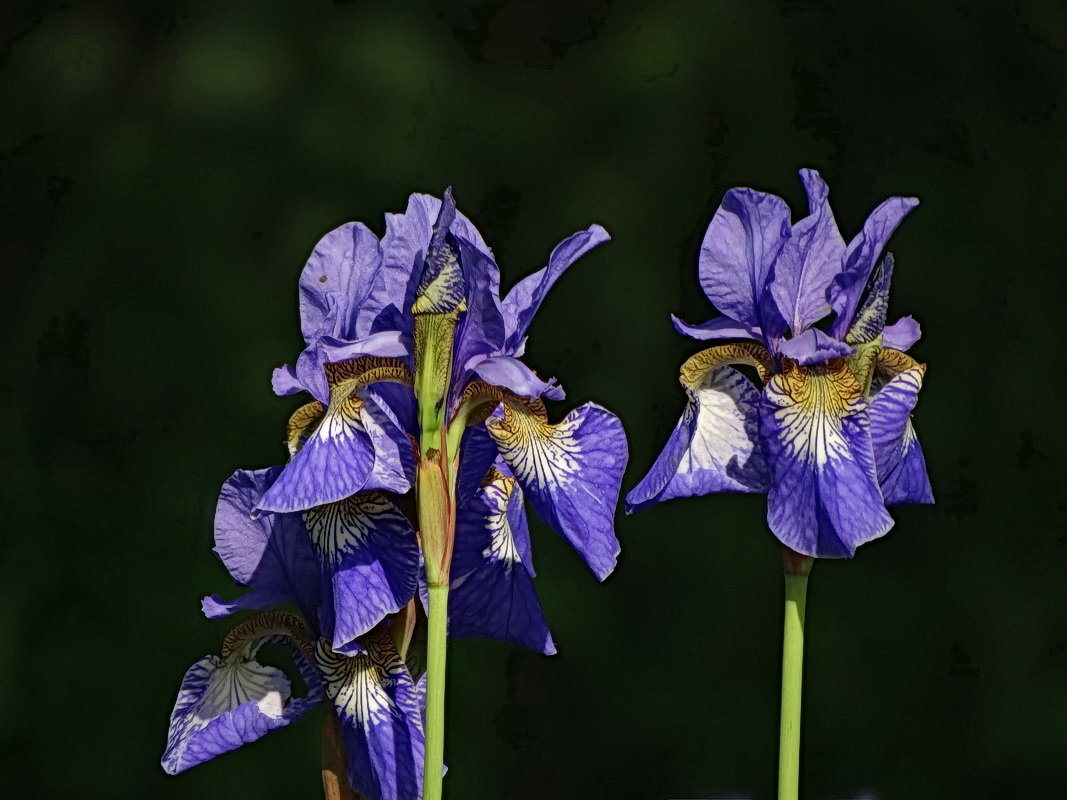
1;1;1065;798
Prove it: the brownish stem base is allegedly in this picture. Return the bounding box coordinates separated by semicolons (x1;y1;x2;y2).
322;707;359;800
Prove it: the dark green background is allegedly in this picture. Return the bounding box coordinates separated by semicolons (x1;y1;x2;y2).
2;1;1064;798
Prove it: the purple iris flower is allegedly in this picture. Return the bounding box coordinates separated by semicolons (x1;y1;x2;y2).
164;189;628;800
163;468;425;800
627;169;932;558
259;188;627;647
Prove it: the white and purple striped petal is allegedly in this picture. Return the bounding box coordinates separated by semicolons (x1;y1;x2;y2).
258;386;378;513
202;468;320;620
487;402;626;581
626;366;768;513
318;633;425;800
162;614;320;775
449;471;553;654
760;362;893;557
304;494;420;655
868;365;934;505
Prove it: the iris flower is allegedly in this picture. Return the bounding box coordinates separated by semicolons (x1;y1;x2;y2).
627;169;932;557
164;189;627;800
259;188;627;643
163;468;425;800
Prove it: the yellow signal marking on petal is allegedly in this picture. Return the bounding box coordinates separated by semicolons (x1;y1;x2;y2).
848;336;883;398
316;630;403;727
679;342;773;390
324;356;413;391
451;380;547;429
486;402;581;492
875;348;925;381
481;475;522;569
221;611;313;661
287;401;326;456
764;359;865;468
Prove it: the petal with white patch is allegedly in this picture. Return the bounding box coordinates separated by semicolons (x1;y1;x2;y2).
161;612;320;775
626;366;768;513
868;365;933;505
487;402;626;581
760;360;893;558
450;473;553;654
317;632;424;800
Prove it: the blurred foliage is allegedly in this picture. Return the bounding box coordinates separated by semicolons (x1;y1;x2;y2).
1;1;1065;798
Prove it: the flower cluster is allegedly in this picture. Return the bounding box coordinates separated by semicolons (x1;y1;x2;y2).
628;169;932;557
162;190;628;799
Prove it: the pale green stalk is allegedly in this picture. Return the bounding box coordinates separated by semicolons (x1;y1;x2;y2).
777;571;809;800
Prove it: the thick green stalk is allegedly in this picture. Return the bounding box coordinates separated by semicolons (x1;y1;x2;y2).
777;570;809;800
422;581;450;800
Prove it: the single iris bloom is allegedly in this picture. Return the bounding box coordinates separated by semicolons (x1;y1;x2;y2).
627;169;932;557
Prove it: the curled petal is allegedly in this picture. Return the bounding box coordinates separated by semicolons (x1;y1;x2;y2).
502;224;611;350
304;494;420;653
779;328;854;366
761;360;893;557
162;612;321;775
272;364;304;397
868;365;933;505
699;188;790;341
882;316;921;351
203;468;320;619
626;366;768;513
487;402;627;581
670;314;760;342
470;355;564;401
318;632;424;800
450;472;554;654
678;342;774;389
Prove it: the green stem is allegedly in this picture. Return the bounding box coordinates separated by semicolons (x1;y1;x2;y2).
777;571;809;800
423;582;449;800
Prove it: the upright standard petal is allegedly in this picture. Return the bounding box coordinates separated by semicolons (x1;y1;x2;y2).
770;169;846;334
487;401;626;581
698;188;791;340
298;222;384;345
304;494;420;654
202;468;320;620
318;631;424;800
162;612;321;775
868;362;934;505
449;470;554;654
451;234;507;379
501;224;611;351
829;197;918;338
761;360;893;557
626;366;767;513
